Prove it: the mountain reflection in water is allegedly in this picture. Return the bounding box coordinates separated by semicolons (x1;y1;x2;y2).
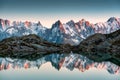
0;53;120;74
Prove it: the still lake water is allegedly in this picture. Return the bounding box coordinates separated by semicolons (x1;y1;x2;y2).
0;53;120;80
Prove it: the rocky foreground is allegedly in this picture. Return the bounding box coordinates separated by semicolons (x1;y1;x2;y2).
0;29;119;65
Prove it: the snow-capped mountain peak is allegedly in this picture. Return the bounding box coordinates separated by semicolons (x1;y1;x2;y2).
52;20;62;27
24;21;32;28
37;21;42;26
51;20;65;33
0;19;10;30
66;20;75;27
107;17;118;23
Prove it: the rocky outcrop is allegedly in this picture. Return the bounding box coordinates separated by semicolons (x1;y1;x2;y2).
77;29;120;64
78;29;120;53
0;34;72;58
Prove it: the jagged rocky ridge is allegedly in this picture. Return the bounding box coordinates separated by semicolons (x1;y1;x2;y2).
0;53;120;74
0;17;120;45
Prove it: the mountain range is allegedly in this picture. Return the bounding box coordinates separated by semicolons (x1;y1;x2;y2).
0;17;120;45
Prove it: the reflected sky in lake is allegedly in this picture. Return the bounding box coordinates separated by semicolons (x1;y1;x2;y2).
0;53;120;80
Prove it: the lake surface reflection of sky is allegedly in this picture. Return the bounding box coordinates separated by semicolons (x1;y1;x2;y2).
0;53;120;80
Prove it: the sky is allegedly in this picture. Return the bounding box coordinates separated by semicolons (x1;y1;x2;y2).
0;0;120;28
